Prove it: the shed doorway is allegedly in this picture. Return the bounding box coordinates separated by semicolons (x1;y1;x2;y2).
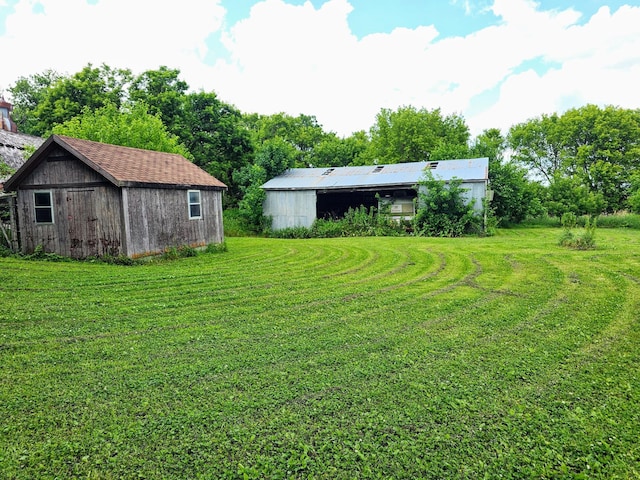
316;190;378;219
316;188;417;220
67;189;98;258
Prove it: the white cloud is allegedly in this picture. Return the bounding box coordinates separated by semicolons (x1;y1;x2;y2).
1;0;639;139
212;0;594;136
473;3;640;134
0;0;225;91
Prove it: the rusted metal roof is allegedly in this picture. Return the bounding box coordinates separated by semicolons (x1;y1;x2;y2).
0;130;44;171
262;158;488;191
4;135;227;191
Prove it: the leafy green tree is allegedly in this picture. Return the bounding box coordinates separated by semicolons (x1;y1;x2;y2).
8;69;62;135
413;170;478;237
509;105;640;214
180;91;253;205
508;113;563;184
544;174;606;217
628;172;640;213
52;102;190;157
129;66;189;135
9;64;255;205
235;164;269;232
244;112;329;167
558;105;640;212
369;106;470;164
21;64;131;136
471;128;543;224
306;131;370;167
233;137;297;232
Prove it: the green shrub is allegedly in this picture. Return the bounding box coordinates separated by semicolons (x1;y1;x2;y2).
84;254;140;265
413;171;479;237
24;244;71;262
162;245;198;260
223;209;249;237
310;218;345;238
269;205;404;239
206;241;228;254
341;205;403;237
270;226;313;239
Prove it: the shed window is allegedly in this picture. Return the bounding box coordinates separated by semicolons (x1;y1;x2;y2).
188;190;202;219
34;190;54;224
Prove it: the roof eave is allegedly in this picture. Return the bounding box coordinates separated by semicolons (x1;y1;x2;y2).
2;135;56;191
118;181;228;190
262;177;488;191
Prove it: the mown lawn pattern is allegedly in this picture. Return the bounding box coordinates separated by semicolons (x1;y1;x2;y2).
1;229;639;478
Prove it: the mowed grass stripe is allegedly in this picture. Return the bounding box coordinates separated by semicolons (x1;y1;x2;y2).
1;229;639;478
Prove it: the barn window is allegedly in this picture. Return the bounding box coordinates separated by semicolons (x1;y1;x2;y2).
34;190;54;224
188;190;202;219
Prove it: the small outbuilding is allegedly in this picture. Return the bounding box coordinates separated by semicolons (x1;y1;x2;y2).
262;158;489;230
3;135;227;258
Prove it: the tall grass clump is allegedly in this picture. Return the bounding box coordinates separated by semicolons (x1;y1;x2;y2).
559;212;597;249
593;212;640;229
224;208;261;237
524;212;640;229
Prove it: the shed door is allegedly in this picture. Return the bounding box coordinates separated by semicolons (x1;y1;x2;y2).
67;190;98;258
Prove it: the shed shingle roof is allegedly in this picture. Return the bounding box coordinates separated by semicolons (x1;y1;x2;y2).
58;136;226;188
4;135;226;191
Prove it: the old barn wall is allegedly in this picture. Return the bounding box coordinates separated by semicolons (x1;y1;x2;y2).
15;151;124;258
264;190;317;230
122;187;224;258
417;180;487;213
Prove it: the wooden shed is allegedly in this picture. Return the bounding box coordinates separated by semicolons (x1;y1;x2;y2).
3;135;227;258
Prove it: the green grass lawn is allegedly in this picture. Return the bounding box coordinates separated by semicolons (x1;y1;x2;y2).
1;229;639;478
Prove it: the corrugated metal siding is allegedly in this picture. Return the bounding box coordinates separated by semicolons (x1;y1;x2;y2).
264;190;316;230
464;182;487;213
417;181;487;213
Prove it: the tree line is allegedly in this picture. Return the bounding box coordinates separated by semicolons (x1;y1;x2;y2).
5;63;640;229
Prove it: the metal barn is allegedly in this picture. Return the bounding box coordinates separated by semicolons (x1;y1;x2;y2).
3;135;227;258
262;158;489;230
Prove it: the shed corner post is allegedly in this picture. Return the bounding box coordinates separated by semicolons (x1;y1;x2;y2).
120;187;131;257
7;193;20;252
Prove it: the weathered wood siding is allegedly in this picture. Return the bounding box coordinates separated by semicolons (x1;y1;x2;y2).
15;150;124;258
122;187;224;258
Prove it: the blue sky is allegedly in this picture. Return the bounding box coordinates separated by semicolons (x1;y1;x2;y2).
222;0;632;38
0;0;639;137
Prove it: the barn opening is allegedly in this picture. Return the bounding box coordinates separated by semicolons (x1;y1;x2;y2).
316;188;417;220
